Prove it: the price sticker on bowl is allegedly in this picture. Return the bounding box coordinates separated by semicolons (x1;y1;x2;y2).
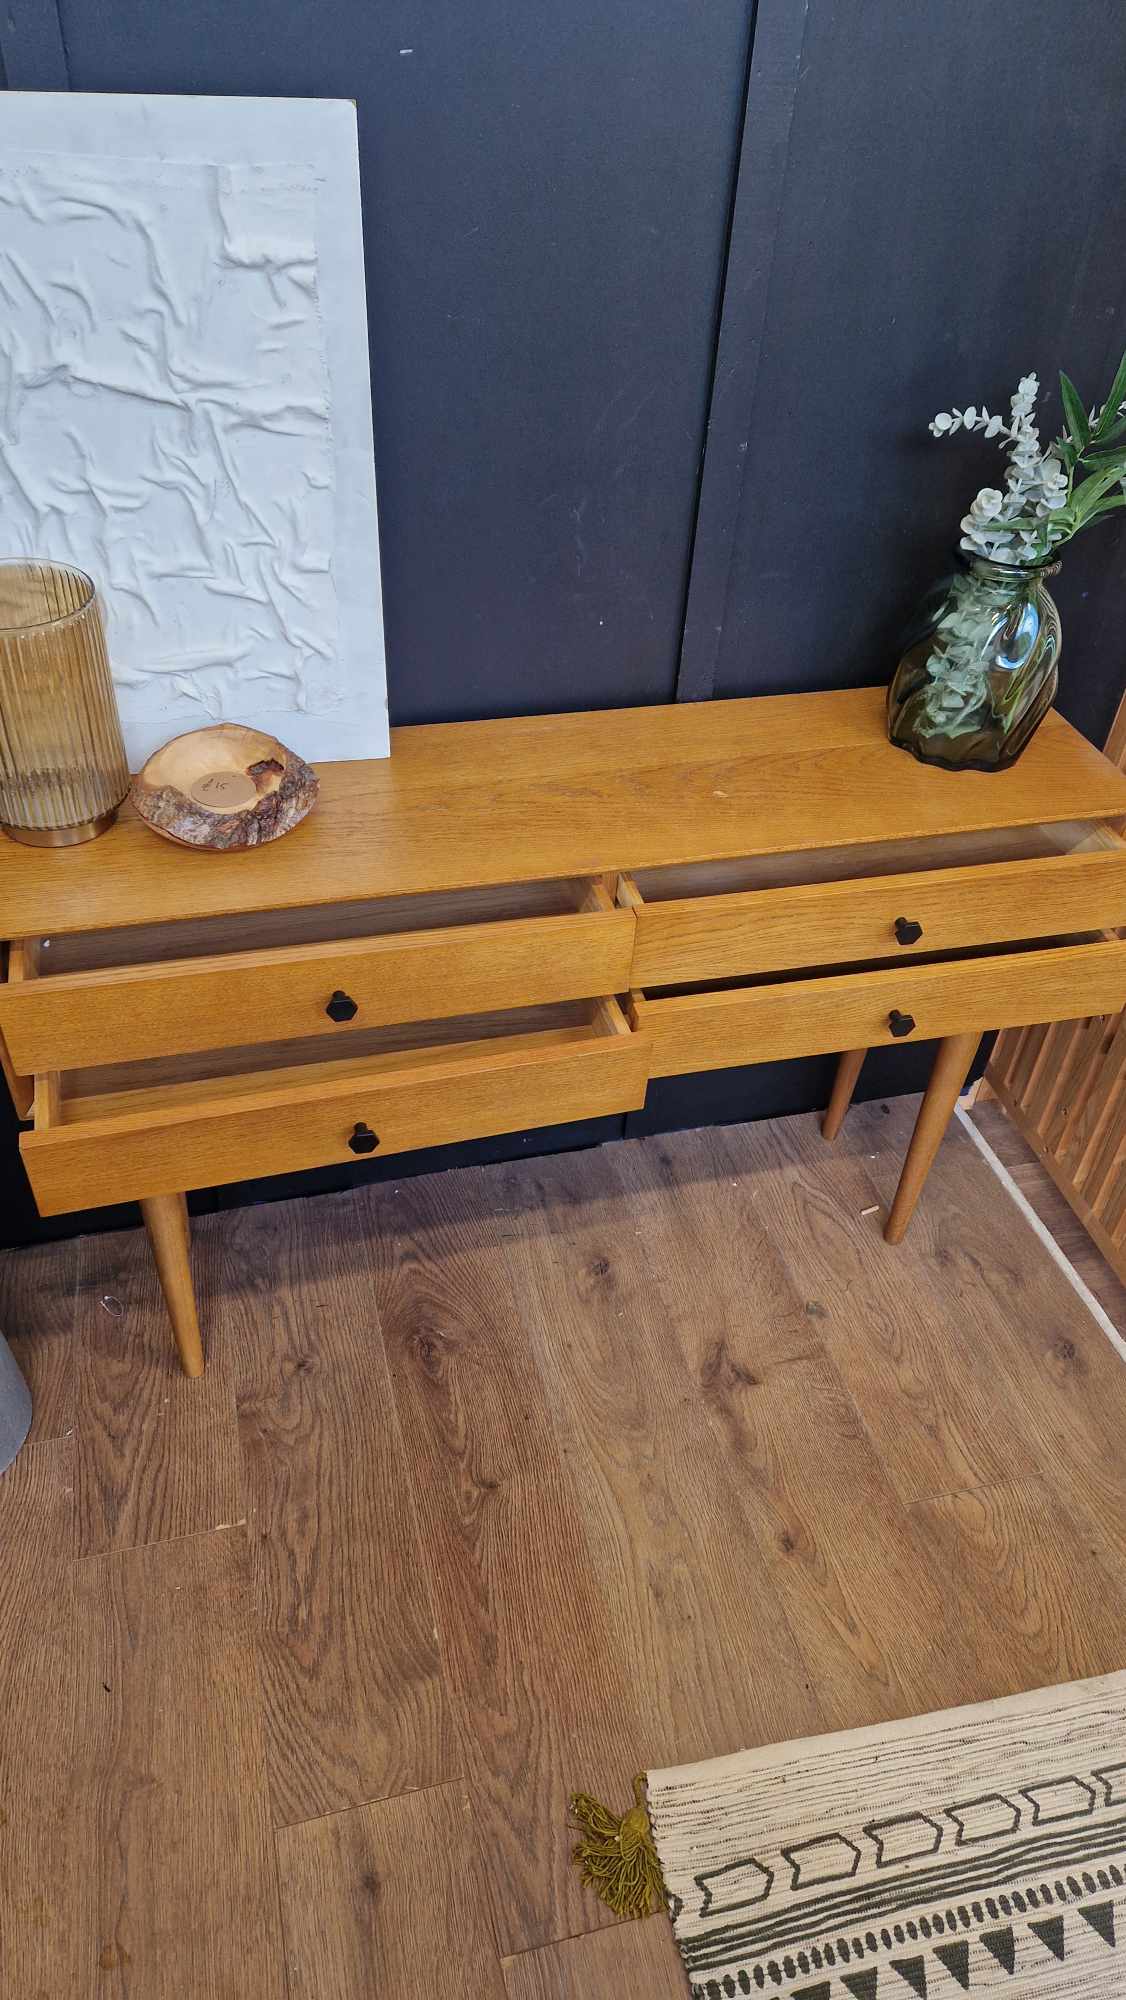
189;771;258;811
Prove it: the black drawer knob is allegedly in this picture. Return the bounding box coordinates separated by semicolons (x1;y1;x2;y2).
348;1121;379;1155
894;916;923;946
326;989;359;1023
888;1009;916;1038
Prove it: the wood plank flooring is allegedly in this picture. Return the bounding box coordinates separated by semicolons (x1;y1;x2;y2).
971;1093;1126;1327
1;1098;1124;1995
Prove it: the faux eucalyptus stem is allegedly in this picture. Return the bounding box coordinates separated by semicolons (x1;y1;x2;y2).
929;347;1126;565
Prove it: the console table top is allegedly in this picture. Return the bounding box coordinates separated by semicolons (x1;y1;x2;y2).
4;686;1126;938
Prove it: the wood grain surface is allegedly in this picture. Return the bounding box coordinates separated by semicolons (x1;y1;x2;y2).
503;1918;686;1997
71;1527;284;1998
5;689;1125;938
277;1785;507;2000
637;935;1126;1075
25;1008;648;1216
984;685;1126;1287
855;1095;1126;1574
210;1198;459;1825
0;1018;32;1119
72;1220;241;1556
0;1235;77;1441
909;1476;1126;1695
0;1438;75;1993
727;1114;1020;1504
364;1167;651;1956
2;1101;1126;1994
971;1095;1126;1327
0;903;635;1071
630;843;1126;984
496;1141;825;1763
0;937;35;1119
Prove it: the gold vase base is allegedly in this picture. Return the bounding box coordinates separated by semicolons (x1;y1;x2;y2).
1;807;119;847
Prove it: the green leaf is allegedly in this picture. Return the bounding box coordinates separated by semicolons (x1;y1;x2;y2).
1059;371;1090;449
1072;462;1126;521
1080;442;1126;476
1081;429;1126;463
1071;494;1126;538
1093;345;1126;441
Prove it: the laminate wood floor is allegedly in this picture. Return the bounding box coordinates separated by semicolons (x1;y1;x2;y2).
2;1097;1125;1997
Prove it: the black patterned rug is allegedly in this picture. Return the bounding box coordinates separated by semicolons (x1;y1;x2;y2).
646;1671;1125;1999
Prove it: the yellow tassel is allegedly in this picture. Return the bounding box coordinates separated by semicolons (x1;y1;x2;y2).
570;1774;665;1920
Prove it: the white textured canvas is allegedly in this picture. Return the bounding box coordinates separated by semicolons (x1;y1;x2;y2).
0;95;388;765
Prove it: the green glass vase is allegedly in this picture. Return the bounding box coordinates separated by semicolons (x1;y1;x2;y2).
887;553;1062;771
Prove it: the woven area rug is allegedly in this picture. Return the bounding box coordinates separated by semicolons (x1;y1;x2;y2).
647;1671;1126;1999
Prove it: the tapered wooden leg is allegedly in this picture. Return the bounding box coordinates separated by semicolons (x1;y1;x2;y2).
884;1031;980;1244
822;1048;867;1140
141;1192;205;1377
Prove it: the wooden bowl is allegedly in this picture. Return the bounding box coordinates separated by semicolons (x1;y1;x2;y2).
131;724;319;849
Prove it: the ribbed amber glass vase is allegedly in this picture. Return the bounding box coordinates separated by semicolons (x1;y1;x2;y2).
0;560;130;845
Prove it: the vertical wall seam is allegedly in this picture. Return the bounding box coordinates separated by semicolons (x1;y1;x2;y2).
0;0;70;91
675;0;812;702
670;0;762;704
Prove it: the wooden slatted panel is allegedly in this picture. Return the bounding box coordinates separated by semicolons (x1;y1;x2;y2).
987;690;1126;1283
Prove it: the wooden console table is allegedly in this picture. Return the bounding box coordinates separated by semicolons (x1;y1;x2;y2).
3;687;1125;1375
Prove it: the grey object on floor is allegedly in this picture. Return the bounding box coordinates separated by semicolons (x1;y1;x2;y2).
0;1332;32;1472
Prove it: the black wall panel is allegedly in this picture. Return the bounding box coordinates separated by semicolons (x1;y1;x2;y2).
49;0;753;723
0;0;67;89
680;0;1126;751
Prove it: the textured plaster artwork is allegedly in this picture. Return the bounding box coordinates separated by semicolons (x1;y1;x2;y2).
0;97;388;765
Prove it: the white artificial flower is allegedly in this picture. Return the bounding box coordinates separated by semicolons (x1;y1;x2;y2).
968;487;1004;520
927;365;1104;566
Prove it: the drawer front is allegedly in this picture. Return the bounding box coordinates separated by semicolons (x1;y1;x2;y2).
0;1022;33;1121
636;938;1126;1077
0;905;635;1072
21;1024;649;1215
630;848;1126;985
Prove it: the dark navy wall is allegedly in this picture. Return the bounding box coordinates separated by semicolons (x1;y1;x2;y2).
679;0;1126;751
45;0;754;723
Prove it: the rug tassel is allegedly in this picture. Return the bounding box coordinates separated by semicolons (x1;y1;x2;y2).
570;1773;665;1920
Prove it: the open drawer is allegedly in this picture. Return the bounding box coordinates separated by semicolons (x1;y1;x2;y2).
0;875;635;1072
621;819;1126;986
633;935;1126;1077
20;996;648;1215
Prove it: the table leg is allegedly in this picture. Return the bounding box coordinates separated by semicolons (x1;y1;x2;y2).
884;1031;980;1244
141;1192;205;1377
822;1048;868;1140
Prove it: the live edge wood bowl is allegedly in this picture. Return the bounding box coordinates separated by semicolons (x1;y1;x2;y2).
131;724;319;849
